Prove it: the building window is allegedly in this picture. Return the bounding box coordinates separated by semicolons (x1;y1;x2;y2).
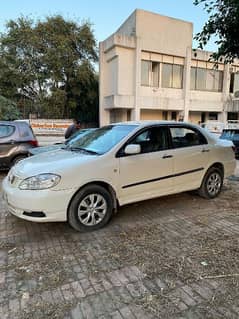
227;112;238;121
209;112;218;120
152;62;159;87
162;111;168;120
230;73;239;93
190;67;223;92
162;63;183;89
141;60;160;87
141;60;151;86
171;111;177;121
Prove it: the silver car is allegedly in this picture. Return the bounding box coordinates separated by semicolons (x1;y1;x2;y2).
0;120;38;168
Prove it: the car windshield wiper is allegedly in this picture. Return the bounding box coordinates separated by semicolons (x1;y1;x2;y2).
63;146;100;155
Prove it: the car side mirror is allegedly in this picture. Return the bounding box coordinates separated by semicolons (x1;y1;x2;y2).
124;144;141;155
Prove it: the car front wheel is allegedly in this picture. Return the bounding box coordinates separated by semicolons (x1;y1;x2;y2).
198;167;223;199
68;184;114;232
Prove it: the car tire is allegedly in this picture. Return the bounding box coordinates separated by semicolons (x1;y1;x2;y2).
198;167;223;199
11;155;27;166
68;184;114;232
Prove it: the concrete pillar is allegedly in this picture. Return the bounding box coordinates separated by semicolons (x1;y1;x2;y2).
99;42;110;126
131;37;141;121
183;47;192;122
222;63;231;124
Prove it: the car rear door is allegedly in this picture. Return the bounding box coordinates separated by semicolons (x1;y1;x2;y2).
168;125;210;193
117;125;174;205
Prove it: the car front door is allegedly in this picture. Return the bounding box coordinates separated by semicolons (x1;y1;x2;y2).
168;125;209;193
117;126;174;205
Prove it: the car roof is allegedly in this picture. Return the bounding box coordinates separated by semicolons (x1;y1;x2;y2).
111;120;199;128
0;120;30;126
110;120;217;143
0;121;17;125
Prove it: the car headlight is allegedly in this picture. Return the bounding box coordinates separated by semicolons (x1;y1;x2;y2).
19;174;61;190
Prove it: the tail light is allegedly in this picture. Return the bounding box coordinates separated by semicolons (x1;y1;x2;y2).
28;140;38;147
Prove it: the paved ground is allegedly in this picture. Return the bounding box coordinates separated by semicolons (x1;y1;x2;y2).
0;162;239;319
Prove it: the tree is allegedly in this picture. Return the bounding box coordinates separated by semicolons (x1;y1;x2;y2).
0;15;98;121
0;95;21;120
194;0;239;62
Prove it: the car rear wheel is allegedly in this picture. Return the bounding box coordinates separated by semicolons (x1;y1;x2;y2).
68;184;114;232
198;167;223;199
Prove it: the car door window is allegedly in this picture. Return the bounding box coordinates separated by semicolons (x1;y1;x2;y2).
129;127;169;154
0;125;15;138
170;127;206;148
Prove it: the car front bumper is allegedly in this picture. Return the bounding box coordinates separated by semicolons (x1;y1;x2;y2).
2;177;74;222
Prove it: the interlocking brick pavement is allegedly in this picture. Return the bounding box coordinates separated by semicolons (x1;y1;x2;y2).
0;162;239;318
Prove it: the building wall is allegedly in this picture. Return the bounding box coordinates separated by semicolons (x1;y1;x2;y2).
118;47;135;95
140;109;163;120
116;11;136;37
188;111;201;124
136;10;192;57
99;9;239;126
104;56;118;96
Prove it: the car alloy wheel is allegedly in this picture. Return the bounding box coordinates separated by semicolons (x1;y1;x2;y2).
206;171;222;197
68;184;114;232
77;193;107;226
198;167;223;199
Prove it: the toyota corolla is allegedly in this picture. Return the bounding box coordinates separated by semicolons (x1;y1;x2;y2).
2;121;236;232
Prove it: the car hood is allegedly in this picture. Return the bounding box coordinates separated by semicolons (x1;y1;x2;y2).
12;148;97;178
30;144;64;155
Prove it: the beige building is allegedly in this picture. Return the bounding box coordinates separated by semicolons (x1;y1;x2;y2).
99;9;239;126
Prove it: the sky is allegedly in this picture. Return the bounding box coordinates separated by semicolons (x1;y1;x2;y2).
0;0;215;51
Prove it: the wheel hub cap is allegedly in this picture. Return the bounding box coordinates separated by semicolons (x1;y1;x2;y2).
78;194;107;226
207;172;221;196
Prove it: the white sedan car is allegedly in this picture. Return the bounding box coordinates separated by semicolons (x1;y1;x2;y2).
2;121;236;232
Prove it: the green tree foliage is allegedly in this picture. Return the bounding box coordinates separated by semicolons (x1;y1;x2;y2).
0;95;21;120
0;15;98;122
194;0;239;62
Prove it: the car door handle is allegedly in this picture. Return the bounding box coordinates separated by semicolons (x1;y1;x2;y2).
202;149;210;153
162;154;173;159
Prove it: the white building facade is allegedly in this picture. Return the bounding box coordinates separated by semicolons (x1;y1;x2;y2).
99;9;239;126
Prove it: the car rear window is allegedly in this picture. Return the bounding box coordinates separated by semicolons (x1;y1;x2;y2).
18;122;33;138
0;125;15;138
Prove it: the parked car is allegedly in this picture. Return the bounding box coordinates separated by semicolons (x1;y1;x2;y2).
220;128;239;159
2;121;236;232
29;128;96;156
0;120;38;169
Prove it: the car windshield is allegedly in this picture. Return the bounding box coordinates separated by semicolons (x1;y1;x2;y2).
221;130;239;142
65;125;137;154
65;129;94;145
